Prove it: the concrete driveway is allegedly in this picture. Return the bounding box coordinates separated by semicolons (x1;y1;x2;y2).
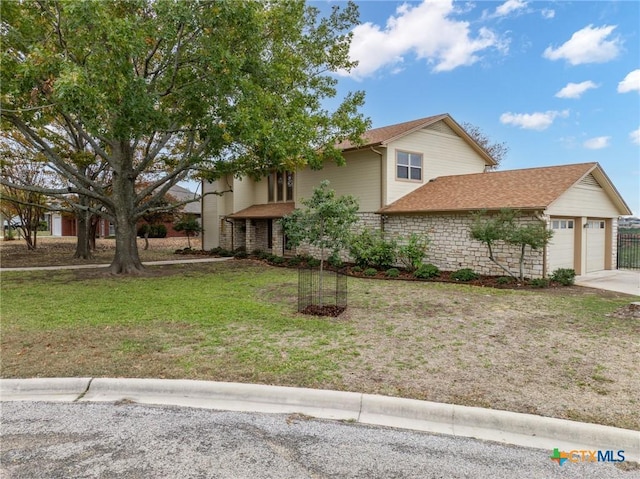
575;269;640;296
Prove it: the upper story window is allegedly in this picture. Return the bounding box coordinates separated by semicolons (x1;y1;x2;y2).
268;171;294;203
396;150;422;181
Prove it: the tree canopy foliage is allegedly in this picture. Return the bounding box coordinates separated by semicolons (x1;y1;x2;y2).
0;0;369;273
470;209;553;280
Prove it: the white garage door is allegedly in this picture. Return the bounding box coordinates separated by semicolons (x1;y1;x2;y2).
52;215;62;236
585;219;606;273
548;218;575;272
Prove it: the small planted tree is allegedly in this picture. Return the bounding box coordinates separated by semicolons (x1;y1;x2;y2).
281;180;359;308
174;214;202;249
470;209;552;281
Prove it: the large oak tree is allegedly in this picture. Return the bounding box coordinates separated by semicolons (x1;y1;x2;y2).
1;0;368;273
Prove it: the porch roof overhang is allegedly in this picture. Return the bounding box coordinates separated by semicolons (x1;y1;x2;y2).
228;202;295;219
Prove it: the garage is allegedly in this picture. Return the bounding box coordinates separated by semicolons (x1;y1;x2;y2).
548;218;575;272
585;219;606;273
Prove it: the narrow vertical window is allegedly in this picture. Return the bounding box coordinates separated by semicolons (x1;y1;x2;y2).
277;172;284;202
286;172;294;201
268;174;274;203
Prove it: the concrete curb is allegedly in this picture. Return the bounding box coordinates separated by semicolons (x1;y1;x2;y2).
1;378;638;461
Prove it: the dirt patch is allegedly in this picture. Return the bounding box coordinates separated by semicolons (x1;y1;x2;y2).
608;302;640;319
300;305;346;317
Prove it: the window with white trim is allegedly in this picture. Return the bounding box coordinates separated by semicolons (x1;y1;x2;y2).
396;150;422;181
551;220;574;229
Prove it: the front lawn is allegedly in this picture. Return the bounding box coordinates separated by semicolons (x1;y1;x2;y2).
1;260;638;430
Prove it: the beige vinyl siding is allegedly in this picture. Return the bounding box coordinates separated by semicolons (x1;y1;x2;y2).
253;176;269;204
232;176;255;212
385;127;487;205
296;149;381;211
547;185;620;217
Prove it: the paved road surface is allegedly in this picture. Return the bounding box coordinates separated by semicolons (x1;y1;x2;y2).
2;401;636;479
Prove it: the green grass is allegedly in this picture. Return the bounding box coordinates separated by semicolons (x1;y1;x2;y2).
2;260;639;429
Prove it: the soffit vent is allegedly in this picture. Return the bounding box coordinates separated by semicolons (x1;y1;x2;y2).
579;173;601;188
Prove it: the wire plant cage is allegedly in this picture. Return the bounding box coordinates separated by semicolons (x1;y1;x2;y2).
298;266;347;317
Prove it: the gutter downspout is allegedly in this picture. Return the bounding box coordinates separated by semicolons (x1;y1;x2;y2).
370;146;385;231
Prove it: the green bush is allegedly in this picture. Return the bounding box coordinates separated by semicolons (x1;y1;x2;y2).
328;253;343;268
270;256;286;265
414;263;440;279
496;276;513;285
451;268;478;281
348;229;397;269
286;257;302;267
137;223;167;238
234;250;248;259
385;268;400;278
397;233;429;271
351;265;363;273
307;258;321;267
551;268;576;286
363;267;378;276
530;278;550;288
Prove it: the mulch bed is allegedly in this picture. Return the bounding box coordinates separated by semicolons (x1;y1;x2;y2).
299;305;346;317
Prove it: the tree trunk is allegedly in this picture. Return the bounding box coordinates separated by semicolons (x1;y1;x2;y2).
74;206;93;259
108;142;144;275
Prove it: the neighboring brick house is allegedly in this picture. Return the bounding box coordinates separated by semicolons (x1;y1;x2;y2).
50;184;201;239
201;114;631;278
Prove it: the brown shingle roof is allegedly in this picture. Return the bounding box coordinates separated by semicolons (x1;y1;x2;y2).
379;163;598;214
229;202;295;219
336;114;448;150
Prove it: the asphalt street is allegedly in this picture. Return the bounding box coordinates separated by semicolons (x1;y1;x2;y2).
1;401;636;479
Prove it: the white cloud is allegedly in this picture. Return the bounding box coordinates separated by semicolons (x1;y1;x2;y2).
543;25;621;65
494;0;528;17
555;81;598;99
541;8;555;19
500;110;569;130
618;69;640;93
583;136;611;149
630;128;640;145
342;0;508;79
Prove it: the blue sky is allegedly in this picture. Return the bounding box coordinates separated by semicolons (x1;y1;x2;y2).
322;0;640;215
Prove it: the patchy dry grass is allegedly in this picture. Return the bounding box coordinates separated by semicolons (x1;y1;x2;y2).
1;259;638;431
0;235;198;267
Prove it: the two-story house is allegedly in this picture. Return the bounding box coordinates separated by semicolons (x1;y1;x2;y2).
201;114;631;278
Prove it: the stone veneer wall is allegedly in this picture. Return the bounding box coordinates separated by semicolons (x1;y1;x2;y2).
295;212;382;261
383;212;545;278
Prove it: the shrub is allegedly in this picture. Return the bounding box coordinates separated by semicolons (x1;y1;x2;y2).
363;267;378;276
551;268;576;286
348;229;397;269
137;223;167;238
414;263;440;279
234;250;248;259
496;276;513;285
286;256;302;267
451;268;478;281
218;249;234;257
397;233;429;271
328;253;343;268
385;268;400;278
530;278;550;288
307;258;321;267
270;256;286;265
351;266;363;273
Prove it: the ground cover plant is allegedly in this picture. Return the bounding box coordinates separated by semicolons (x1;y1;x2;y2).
1;259;638;431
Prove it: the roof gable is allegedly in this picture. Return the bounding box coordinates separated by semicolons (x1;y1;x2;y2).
337;114;497;166
378;162;630;215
